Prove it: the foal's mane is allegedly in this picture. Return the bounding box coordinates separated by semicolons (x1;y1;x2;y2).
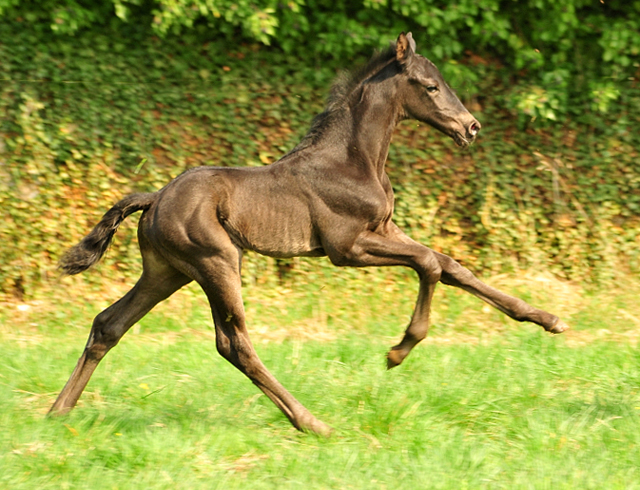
287;46;398;155
324;46;397;114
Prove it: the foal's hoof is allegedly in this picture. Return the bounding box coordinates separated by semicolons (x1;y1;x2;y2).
547;319;570;334
47;402;73;417
386;349;404;370
301;419;334;438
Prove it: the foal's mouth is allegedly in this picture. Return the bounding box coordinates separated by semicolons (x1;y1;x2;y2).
452;120;480;148
453;131;474;148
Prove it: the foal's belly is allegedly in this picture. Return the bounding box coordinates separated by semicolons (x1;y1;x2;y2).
224;203;325;258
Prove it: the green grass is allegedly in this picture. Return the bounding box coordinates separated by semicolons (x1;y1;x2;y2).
1;271;640;489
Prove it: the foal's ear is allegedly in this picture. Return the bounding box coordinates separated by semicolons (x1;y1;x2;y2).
396;32;416;65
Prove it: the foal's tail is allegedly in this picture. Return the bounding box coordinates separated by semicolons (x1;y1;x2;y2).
59;193;157;276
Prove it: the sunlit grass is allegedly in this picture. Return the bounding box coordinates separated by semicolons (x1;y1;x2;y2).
1;271;639;489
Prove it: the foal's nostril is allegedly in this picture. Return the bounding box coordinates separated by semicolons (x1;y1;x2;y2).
469;121;481;137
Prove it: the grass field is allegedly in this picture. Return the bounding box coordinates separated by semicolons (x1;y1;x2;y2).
1;268;640;489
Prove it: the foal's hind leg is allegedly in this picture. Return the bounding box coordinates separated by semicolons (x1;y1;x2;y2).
185;245;332;436
49;251;190;415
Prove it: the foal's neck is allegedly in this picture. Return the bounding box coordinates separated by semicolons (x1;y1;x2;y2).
347;79;401;178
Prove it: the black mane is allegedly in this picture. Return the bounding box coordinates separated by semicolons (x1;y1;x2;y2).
288;46;398;154
324;46;397;114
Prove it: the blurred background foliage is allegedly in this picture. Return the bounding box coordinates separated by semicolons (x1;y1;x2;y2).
0;0;639;299
2;0;639;120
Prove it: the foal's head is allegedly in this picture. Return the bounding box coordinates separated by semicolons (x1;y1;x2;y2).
394;32;480;148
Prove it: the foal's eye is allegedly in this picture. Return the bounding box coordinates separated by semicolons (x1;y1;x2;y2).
426;85;438;94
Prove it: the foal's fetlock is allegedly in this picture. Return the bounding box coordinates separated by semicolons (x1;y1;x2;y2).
546;318;570;334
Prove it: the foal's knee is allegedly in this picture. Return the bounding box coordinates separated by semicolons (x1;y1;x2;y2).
417;251;442;283
438;255;475;286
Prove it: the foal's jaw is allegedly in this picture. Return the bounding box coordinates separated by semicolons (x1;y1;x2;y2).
453;131;472;148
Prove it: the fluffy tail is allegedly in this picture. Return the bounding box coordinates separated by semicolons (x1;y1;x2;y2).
59;193;157;275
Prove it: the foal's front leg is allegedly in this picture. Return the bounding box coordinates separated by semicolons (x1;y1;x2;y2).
330;229;444;368
433;251;569;333
380;223;569;334
334;224;569;369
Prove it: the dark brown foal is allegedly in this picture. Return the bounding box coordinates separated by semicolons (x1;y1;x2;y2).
49;33;567;435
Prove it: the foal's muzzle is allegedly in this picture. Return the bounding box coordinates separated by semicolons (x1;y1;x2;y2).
454;118;481;147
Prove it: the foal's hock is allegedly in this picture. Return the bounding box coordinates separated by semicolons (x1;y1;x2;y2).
50;32;568;436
